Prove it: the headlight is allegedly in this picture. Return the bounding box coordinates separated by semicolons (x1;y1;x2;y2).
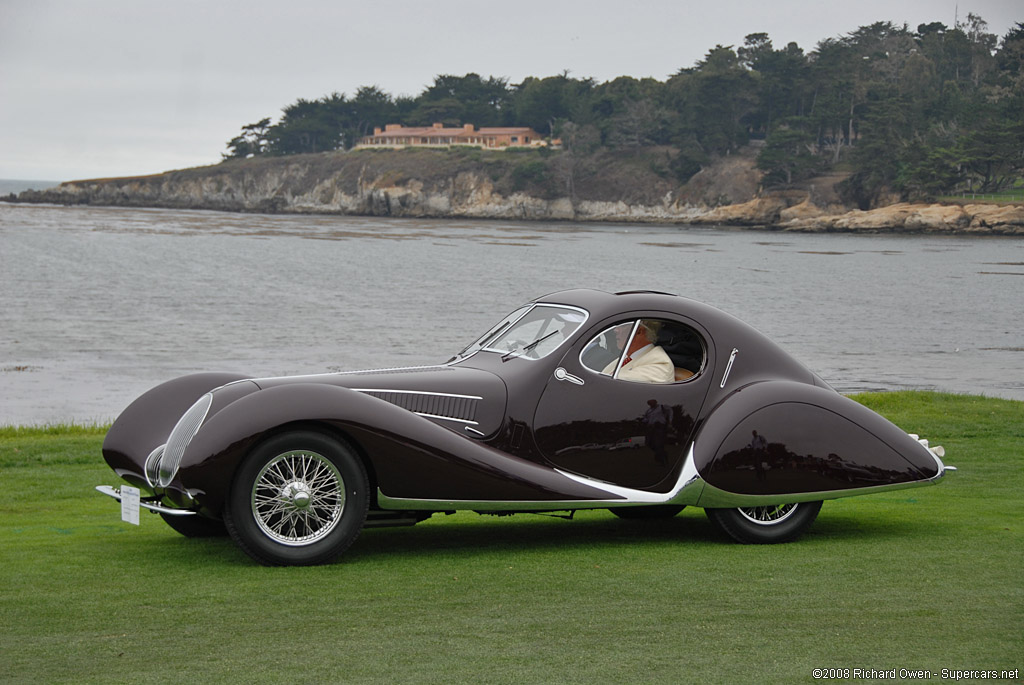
156;393;213;487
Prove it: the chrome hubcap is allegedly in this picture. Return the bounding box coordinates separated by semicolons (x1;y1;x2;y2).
737;503;798;526
251;450;345;546
283;481;312;509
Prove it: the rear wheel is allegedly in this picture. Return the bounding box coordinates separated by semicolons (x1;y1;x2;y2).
224;430;369;566
705;501;822;544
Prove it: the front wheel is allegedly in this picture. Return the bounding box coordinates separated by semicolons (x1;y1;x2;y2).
224;430;369;565
705;501;822;544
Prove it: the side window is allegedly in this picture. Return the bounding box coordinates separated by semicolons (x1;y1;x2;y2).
580;319;705;384
580;322;634;376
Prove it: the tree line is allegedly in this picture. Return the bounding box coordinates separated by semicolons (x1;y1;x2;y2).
224;15;1024;207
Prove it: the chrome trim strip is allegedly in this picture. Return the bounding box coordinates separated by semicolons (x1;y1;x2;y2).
556;444;702;504
611;320;642;378
353;389;482;401
252;366;449;384
335;365;447;375
413;412;479;426
95;485;197;516
929;448;953;480
720;347;738;388
377;490;624;512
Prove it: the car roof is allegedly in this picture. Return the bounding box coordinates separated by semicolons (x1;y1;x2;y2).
532;288;729;325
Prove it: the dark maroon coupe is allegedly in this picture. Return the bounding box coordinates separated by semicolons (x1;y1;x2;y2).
98;289;952;565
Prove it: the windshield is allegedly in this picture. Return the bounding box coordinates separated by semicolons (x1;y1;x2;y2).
453;304;588;362
452;305;532;361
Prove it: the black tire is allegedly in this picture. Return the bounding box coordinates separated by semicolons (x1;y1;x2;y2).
224;430;369;566
705;501;822;544
160;512;227;537
609;505;685;520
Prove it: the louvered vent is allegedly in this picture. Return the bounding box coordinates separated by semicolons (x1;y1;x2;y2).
361;391;479;423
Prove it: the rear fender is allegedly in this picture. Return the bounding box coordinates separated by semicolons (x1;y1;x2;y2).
691;381;943;505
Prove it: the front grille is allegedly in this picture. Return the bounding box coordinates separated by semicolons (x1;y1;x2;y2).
157;393;213;487
145;444;165;488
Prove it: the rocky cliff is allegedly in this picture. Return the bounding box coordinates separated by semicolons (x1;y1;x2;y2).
10;146;1024;234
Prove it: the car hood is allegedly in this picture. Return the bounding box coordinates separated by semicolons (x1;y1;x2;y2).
250;365;509;438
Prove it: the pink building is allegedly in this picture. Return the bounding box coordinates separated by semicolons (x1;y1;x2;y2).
359;123;546;148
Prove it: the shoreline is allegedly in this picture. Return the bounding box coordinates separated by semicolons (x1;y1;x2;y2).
6;148;1023;235
7;195;1023;236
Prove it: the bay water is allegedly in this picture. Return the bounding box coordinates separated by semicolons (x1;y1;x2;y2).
1;202;1021;426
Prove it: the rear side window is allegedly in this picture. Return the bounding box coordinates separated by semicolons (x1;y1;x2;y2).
580;318;705;383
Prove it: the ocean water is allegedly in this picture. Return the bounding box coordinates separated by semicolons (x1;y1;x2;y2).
0;179;61;195
1;202;1022;425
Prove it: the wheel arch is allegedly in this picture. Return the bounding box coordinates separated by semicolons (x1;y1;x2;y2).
176;384;402;516
223;417;382;504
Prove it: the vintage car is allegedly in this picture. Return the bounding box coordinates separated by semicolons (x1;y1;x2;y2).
98;289;952;565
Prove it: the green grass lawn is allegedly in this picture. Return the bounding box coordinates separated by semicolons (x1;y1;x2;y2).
940;191;1024;205
1;393;1021;684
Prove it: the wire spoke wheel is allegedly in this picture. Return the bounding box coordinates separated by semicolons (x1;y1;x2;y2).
705;501;822;544
225;430;368;566
251;450;345;546
736;503;798;526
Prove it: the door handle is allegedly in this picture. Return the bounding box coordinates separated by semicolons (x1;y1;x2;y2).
554;367;585;386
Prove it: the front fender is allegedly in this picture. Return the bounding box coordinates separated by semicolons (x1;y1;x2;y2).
177;383;617;516
691;381;943;504
101;372;250;491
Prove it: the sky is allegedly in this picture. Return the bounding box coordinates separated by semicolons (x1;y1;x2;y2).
1;0;1020;182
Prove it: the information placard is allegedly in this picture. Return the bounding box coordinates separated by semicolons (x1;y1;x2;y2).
121;486;140;526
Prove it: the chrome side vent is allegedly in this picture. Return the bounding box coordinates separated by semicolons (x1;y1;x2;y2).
358;390;480;424
157;393;213;487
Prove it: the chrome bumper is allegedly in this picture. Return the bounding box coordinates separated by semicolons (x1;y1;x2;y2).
908;434;956;478
95;485;196;516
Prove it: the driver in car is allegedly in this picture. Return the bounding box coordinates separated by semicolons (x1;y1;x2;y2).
603;321;675;383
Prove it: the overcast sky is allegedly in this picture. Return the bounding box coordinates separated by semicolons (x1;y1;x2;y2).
1;0;1019;182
